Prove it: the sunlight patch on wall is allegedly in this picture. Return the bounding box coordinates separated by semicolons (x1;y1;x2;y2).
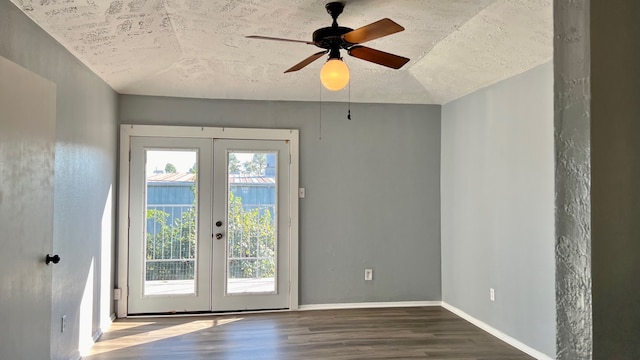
79;257;94;356
100;186;113;329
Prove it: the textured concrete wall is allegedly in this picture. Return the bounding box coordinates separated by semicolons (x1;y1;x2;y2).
553;0;592;359
591;1;640;358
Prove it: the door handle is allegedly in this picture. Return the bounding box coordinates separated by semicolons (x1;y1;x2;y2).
46;254;61;265
215;233;224;240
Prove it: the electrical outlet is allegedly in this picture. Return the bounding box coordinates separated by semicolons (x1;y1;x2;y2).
364;269;373;281
298;188;305;198
490;288;495;302
61;315;67;333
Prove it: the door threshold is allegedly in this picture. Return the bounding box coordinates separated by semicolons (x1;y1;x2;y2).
126;308;290;318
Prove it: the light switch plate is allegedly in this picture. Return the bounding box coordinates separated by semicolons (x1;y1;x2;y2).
365;269;373;281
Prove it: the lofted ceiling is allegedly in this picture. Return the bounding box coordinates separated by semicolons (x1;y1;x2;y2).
10;0;552;104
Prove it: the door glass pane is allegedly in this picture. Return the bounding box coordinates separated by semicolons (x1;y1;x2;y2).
227;151;277;294
144;150;198;296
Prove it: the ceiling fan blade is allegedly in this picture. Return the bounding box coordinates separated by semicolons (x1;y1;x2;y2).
342;18;404;44
348;46;410;69
284;51;328;73
246;35;315;45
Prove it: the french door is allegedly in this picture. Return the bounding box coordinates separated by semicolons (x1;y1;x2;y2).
127;136;290;314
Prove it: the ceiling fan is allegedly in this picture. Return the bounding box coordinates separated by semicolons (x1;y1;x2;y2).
246;1;410;91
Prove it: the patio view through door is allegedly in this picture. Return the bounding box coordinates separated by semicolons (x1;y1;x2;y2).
128;136;290;314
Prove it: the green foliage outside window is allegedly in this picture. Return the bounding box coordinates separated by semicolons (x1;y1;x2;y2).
145;191;275;281
145;207;196;280
228;192;276;279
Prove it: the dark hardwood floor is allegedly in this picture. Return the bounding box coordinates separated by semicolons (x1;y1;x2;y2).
85;307;535;359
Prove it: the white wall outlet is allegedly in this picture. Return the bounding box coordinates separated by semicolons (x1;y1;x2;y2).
61;315;67;333
364;269;373;281
298;188;305;198
490;288;495;302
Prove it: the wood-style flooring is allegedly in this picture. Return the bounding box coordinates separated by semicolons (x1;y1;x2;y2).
84;307;535;360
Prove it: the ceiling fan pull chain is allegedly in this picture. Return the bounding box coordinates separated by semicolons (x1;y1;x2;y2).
319;81;323;140
348;80;352;120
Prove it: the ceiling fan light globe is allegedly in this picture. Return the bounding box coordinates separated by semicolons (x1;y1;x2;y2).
320;59;350;91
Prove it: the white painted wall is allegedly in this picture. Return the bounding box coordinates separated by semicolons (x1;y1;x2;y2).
1;0;119;358
441;62;555;357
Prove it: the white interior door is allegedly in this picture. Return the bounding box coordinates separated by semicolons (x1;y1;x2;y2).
212;139;290;311
128;137;213;314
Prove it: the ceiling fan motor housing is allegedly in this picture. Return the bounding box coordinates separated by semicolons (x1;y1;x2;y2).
312;27;354;51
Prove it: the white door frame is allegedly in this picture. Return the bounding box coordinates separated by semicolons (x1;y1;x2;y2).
117;125;299;318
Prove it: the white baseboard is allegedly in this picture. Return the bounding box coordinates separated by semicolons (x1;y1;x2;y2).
299;301;442;311
441;302;554;360
92;329;103;343
77;326;108;359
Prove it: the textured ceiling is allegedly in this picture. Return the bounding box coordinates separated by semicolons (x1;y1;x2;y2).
11;0;552;104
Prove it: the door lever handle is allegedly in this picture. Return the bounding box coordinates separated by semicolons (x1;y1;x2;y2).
46;254;60;265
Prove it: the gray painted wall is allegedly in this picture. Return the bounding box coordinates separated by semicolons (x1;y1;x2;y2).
119;96;442;304
441;62;555;357
591;1;640;358
1;0;118;358
0;55;56;360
